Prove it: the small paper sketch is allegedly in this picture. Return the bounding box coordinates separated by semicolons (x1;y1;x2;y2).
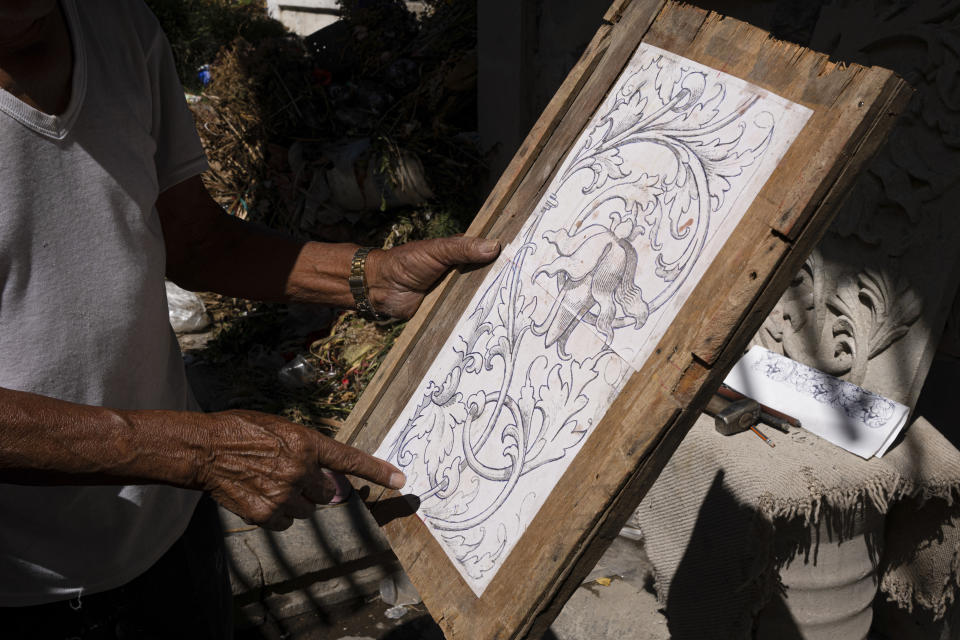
749;349;898;429
375;43;813;596
723;346;910;459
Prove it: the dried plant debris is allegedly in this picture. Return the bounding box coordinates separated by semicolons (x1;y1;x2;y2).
191;295;403;429
145;0;287;91
180;0;483;240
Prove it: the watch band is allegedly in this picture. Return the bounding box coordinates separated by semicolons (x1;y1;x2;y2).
349;247;388;320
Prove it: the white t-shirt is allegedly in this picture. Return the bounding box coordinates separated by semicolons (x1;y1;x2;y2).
0;0;209;605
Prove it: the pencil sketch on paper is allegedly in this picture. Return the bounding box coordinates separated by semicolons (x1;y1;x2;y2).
375;43;813;595
749;349;898;429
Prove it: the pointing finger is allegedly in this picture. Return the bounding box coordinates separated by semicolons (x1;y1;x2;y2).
316;436;406;490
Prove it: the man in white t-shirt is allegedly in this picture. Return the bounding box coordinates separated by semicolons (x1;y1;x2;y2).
0;0;498;636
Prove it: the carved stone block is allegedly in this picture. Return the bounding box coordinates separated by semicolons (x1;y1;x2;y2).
751;0;960;408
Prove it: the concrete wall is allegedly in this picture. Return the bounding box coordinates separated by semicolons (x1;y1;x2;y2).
267;0;341;35
267;0;428;37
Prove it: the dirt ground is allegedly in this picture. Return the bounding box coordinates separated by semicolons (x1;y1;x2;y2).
237;598;445;640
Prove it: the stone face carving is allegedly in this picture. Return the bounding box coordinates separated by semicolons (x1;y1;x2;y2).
754;246;923;388
751;0;960;407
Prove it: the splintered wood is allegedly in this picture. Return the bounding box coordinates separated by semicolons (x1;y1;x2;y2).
338;1;911;638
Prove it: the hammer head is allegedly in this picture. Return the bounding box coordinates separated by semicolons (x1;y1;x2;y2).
714;398;761;436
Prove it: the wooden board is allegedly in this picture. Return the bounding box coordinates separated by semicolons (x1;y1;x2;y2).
338;2;911;638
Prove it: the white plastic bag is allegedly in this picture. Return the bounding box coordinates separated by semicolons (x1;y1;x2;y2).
166;281;210;333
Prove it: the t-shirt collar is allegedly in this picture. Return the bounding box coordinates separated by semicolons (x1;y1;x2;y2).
0;0;86;140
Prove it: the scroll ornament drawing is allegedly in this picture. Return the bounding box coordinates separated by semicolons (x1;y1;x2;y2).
375;44;812;595
749;348;898;429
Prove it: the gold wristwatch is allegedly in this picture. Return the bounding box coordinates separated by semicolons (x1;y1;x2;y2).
349;247;389;321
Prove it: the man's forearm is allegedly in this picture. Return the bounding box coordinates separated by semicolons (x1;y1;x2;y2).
169;211;358;306
157;174;501;318
0;386;203;487
157;176;360;305
0;385;404;530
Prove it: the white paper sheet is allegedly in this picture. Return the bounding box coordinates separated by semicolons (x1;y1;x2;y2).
722;346;910;459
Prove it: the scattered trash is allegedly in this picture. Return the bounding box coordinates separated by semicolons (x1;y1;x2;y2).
197;64;212;86
619;525;643;541
246;344;286;370
277;354;317;389
312;67;333;87
294;138;435;229
384;605;409;620
380;570;422;606
582;536;654;592
186;0;483;238
161;1;483;427
166;281;210;333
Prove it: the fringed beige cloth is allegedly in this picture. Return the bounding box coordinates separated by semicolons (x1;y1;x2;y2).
631;414;960;639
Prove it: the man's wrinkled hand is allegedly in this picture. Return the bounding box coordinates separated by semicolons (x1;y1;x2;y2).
365;236;501;319
195;410;405;531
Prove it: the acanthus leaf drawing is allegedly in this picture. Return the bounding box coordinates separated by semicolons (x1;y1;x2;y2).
375;43;811;595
